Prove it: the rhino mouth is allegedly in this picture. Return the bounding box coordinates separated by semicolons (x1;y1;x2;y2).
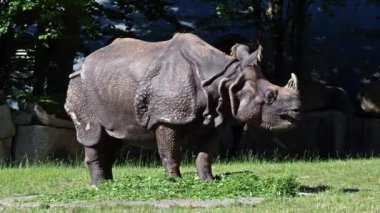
280;112;300;124
261;109;301;131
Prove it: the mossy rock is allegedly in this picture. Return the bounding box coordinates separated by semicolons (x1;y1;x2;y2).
18;93;69;119
0;90;5;105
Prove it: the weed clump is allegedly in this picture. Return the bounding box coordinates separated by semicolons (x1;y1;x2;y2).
43;171;299;202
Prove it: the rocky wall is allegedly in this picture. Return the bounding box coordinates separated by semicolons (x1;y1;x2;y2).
0;103;82;163
240;111;380;157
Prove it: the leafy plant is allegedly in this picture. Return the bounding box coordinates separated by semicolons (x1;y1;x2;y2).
42;172;299;203
0;0;92;40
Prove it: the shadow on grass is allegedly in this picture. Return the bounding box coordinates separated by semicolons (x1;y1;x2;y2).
299;185;331;194
299;185;361;194
214;170;253;180
220;170;253;176
340;188;360;193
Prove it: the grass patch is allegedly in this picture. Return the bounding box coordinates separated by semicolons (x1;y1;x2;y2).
0;158;379;212
42;172;298;202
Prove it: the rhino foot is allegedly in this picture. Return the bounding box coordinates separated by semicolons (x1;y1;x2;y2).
196;152;214;181
84;132;122;186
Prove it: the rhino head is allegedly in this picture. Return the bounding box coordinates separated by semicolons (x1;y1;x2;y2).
227;44;301;130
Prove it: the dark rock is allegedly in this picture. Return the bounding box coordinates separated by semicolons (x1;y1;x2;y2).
0;138;12;160
12;111;33;125
300;82;354;114
359;82;380;114
13;125;82;163
361;118;380;155
241;111;348;157
0;104;15;139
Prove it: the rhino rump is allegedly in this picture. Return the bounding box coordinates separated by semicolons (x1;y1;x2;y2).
65;75;102;146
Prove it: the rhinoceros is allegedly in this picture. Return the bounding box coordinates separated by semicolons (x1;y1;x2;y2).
65;33;301;186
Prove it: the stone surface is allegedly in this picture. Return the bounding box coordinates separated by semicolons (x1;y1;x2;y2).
0;104;16;139
13;125;82;163
15;101;74;128
33;104;74;129
241;111;348;156
361;118;380;155
12;111;33;125
359;82;380;114
240;125;278;154
300;82;354;114
346;116;365;154
0;138;12;160
0;195;264;209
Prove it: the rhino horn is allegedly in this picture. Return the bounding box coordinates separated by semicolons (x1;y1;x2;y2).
256;45;263;62
285;73;298;91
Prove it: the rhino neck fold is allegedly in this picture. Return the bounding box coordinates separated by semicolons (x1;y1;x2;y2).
201;59;239;87
203;61;242;127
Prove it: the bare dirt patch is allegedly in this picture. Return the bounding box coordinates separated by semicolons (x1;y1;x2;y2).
0;195;264;209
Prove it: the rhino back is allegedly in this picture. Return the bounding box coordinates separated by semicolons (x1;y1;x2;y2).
84;38;169;81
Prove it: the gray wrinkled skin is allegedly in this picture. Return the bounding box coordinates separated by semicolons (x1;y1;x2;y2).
64;33;301;186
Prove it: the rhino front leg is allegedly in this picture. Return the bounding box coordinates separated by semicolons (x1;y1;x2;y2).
155;124;183;178
195;132;219;180
84;145;106;186
84;133;121;186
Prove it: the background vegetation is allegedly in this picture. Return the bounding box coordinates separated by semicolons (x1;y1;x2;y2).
0;2;379;210
1;0;379;100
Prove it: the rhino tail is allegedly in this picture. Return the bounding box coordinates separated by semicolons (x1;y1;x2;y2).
69;70;81;79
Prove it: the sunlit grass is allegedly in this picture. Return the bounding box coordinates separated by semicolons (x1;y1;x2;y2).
0;157;379;212
42;172;298;202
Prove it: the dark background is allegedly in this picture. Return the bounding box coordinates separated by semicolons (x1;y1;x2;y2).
1;0;379;159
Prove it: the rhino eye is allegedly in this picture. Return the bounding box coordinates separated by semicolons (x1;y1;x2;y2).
264;90;277;104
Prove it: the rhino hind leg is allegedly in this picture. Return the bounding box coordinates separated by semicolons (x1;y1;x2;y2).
195;131;219;180
84;130;122;186
155;124;183;178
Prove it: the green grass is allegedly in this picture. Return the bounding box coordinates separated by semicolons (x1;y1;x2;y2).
0;158;379;212
42;172;298;202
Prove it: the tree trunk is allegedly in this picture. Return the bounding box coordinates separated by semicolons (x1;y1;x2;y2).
270;0;286;84
33;42;48;96
46;7;81;94
253;0;264;45
0;31;15;92
291;0;308;80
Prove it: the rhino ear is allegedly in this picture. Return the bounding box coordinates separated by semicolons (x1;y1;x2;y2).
230;44;250;62
241;45;263;68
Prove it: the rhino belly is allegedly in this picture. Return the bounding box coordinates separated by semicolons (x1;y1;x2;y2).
104;120;155;141
105;121;157;149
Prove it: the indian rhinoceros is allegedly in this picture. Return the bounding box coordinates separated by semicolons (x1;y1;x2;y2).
65;33;301;186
